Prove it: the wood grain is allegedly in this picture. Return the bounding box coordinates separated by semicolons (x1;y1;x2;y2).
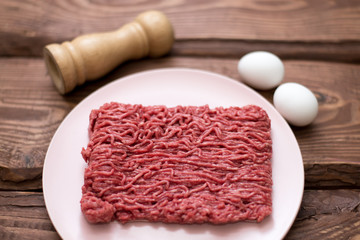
0;0;360;58
285;190;360;240
173;40;360;63
0;191;60;240
0;56;359;189
0;190;358;240
0;59;77;189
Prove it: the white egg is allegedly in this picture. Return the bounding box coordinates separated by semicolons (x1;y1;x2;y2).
273;82;318;127
237;51;284;90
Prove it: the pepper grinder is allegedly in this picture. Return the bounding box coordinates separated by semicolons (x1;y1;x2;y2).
43;10;174;94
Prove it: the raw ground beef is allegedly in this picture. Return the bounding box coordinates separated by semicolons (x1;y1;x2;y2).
81;103;272;224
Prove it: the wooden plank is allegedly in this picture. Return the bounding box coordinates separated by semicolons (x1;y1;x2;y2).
0;190;359;239
285;190;360;240
0;58;79;190
305;163;360;188
0;57;359;189
0;191;60;240
173;40;360;63
1;0;360;57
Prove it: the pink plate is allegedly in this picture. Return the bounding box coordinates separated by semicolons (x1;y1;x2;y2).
43;68;304;240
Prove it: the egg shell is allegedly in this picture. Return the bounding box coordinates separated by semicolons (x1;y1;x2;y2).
237;51;284;90
273;82;318;127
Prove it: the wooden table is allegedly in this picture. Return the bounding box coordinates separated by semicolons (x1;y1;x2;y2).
1;1;359;239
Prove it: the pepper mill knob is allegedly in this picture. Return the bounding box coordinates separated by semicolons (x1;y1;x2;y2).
43;10;174;94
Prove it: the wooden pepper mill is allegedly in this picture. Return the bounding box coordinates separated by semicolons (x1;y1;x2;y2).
43;10;174;94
